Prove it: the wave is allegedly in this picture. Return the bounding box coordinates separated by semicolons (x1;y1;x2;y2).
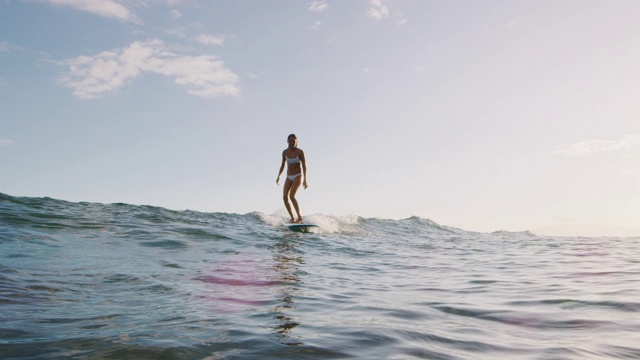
1;193;471;239
2;193;640;359
4;193;636;241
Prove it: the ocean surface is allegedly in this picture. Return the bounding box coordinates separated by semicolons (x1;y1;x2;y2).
1;193;639;360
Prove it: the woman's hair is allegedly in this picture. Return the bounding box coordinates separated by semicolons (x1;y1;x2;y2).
287;134;297;140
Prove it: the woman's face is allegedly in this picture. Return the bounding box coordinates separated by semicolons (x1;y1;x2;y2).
287;137;297;148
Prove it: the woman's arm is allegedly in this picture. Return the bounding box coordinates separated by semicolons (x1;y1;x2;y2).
300;150;308;189
276;152;286;185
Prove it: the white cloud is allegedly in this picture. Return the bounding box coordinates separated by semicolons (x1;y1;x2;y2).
59;39;239;99
0;41;8;52
311;20;322;31
0;139;14;147
309;1;329;12
552;134;640;156
367;0;389;20
171;9;182;19
44;0;140;23
166;27;188;38
197;34;225;46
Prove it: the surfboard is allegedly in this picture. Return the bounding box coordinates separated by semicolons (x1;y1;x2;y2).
287;224;318;233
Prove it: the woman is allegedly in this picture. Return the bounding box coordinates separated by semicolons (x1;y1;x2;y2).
276;134;308;223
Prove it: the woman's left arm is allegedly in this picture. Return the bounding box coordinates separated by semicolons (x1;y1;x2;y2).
300;150;308;189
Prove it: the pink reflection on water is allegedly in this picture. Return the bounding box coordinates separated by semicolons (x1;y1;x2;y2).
200;275;277;287
198;253;277;312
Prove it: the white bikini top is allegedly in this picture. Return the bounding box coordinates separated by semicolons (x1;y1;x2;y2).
286;156;300;164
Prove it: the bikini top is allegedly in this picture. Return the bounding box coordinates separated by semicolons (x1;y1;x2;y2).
286;156;300;164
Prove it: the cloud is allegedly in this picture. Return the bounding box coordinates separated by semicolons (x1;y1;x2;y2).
367;0;389;20
0;139;14;147
197;34;225;46
311;20;322;31
166;27;188;38
395;15;408;25
44;0;140;23
0;41;8;52
309;1;329;12
59;39;239;99
171;9;182;19
551;134;640;156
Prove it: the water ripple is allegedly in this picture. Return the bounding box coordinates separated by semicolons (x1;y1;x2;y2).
2;194;640;359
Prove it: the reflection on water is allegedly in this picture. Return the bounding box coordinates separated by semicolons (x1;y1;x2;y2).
198;254;275;312
271;239;305;346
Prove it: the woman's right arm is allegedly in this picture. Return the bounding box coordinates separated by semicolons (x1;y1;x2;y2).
276;152;286;185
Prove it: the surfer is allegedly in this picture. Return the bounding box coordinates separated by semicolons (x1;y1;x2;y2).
276;134;308;223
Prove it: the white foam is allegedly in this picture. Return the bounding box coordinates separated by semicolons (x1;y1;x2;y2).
304;214;368;235
255;212;287;226
257;211;369;235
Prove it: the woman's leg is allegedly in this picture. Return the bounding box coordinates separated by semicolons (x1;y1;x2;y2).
283;179;295;223
288;176;303;223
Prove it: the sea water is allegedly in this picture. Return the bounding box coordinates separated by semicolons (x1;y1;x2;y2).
1;193;639;359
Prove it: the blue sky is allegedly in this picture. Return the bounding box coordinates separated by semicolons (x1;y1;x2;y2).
1;0;639;235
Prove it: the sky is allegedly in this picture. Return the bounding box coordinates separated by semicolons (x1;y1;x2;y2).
1;0;639;236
